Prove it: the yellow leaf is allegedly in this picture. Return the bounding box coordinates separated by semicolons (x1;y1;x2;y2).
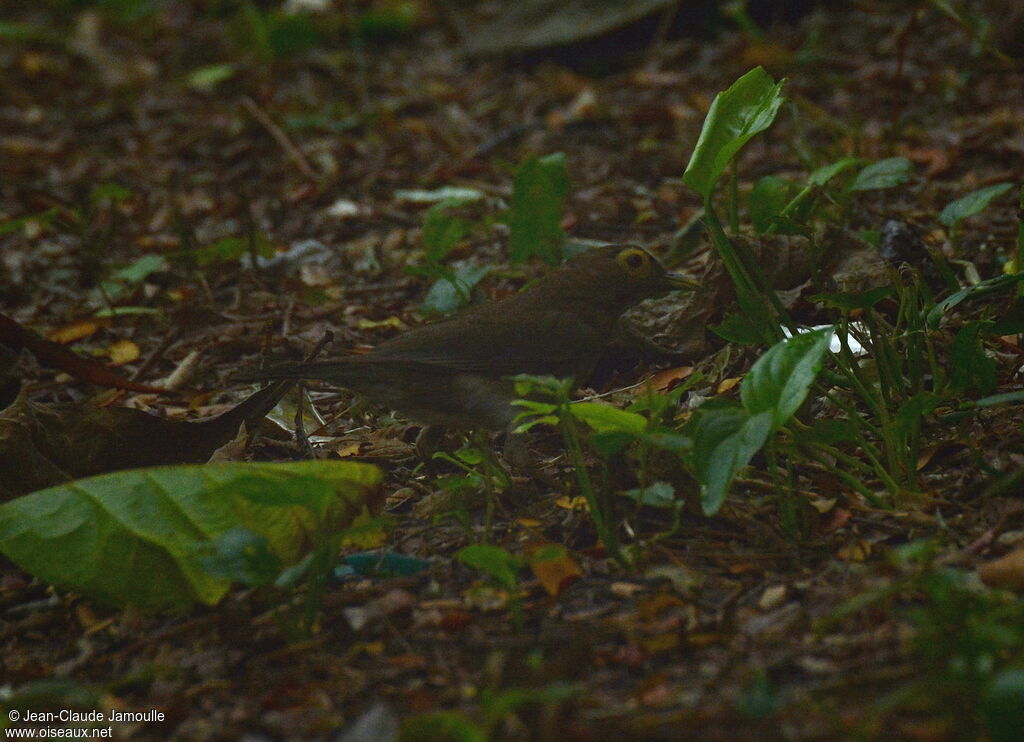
47;318;110;344
717;376;741;394
107;339;140;366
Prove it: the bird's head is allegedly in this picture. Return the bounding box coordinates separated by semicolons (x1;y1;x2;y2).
533;244;696;311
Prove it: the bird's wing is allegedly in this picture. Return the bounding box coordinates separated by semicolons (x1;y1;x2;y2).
372;306;611;379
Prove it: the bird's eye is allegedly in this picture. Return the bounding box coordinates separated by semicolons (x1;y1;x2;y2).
616;248;650;275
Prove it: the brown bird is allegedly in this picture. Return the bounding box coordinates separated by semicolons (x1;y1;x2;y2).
246;244;693;446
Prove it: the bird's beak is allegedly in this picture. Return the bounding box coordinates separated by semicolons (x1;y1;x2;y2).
663;271;699;291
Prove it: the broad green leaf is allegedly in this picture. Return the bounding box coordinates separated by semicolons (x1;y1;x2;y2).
848;157;913;192
505;152;569;265
196;528;281;587
750;175;799;234
939;182;1014;228
741;327;832;428
692;408;773;516
808;156;861;186
683;67;786;200
456;544;522;590
420;264;489;315
569;402;647;436
0;461;381;609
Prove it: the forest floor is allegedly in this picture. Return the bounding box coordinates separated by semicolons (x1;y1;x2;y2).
2;1;1024;740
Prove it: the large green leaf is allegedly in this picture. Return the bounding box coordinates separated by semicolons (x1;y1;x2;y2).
0;461;381;609
505;152;570;265
569;401;647;435
741;327;833;428
939;182;1014;228
683;67;786;200
847;157;912;192
692;407;773;516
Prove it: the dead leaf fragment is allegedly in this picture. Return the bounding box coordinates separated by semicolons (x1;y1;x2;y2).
529;546;582;597
46;318;109;344
758;584;788;611
979;548;1024;591
717;377;741;394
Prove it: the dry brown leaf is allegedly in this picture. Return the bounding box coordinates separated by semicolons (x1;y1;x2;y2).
979;548;1024;591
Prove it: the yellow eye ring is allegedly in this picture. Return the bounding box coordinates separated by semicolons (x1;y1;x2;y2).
616;247;651;275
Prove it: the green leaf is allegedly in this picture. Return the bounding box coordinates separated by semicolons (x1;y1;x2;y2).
0;461;381;609
990;298;1024;336
422;202;475;262
456;544;522;590
0;208;59;237
750;176;800;234
511;374;572;399
195;528;281;587
711;311;774;344
683;67;786;200
505;152;569;265
692;408;773;516
98;254;168;301
950;321;996;394
187;63;237;91
569;402;647;436
91;182;133;204
400;711;488;742
926;272;1024;328
973;390;1024;408
420;264;489;315
621;481;677;508
808;156;861;186
194;234;275;267
939;182;1014;228
983;669;1024;742
741;327;833;428
847;157;913;192
0;20;62;44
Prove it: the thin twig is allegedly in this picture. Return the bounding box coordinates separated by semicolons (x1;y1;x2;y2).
240;95;318;181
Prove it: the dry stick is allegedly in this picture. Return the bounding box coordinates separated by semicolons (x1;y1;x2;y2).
239;96;318;181
293;331;335;458
130;331;178;383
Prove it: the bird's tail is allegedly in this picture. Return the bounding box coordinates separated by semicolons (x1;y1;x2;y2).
235;358;367;384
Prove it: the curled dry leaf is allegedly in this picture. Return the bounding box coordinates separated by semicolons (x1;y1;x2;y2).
0;379;295;500
979;548;1024;591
